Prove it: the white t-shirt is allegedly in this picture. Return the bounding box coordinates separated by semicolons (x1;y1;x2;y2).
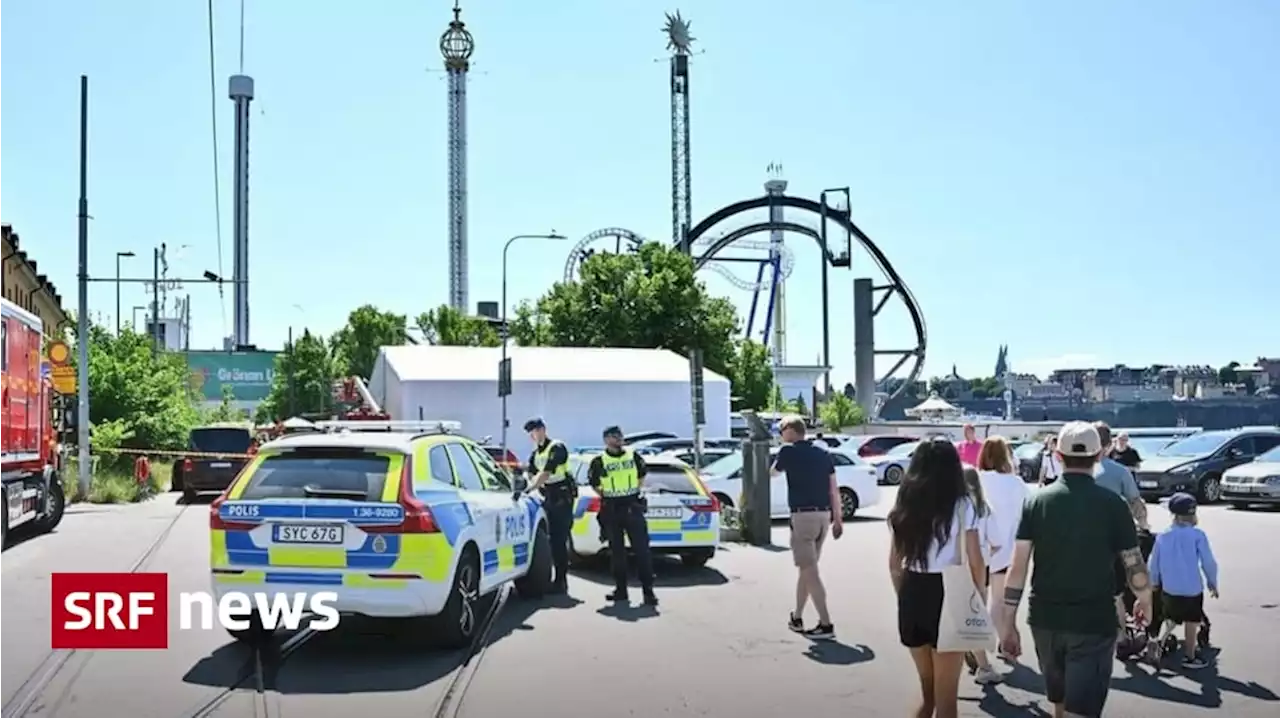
1040;453;1062;480
905;498;980;574
979;470;1030;572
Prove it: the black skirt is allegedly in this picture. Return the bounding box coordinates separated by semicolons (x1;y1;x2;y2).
898;571;945;648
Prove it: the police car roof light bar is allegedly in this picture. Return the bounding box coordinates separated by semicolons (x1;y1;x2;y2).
313;420;463;435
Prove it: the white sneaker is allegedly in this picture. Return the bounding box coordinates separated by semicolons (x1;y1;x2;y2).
974;667;1004;685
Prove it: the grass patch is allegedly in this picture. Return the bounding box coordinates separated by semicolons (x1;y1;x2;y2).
62;458;173;505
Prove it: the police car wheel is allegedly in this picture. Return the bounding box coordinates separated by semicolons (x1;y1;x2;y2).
680;548;714;568
514;523;553;599
434;546;481;649
225;611;268;643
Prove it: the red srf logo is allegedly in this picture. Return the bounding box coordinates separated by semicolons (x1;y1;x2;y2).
51;573;170;649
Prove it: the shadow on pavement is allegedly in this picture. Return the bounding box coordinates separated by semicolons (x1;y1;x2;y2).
595;602;660;623
1109;652;1279;708
570;556;729;588
177;493;218;506
181;595;544;695
803;639;875;666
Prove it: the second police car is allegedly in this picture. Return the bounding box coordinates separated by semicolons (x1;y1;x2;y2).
565;452;720;568
209;421;552;648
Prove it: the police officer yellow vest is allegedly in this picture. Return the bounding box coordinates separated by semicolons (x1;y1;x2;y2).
598;449;641;497
534;441;571;483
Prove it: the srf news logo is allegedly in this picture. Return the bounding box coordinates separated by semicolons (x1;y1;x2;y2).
51;573;340;649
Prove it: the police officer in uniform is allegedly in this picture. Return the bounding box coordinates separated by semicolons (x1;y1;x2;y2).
587;426;658;606
523;418;574;594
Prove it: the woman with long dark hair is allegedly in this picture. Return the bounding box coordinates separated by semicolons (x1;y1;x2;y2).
889;438;988;718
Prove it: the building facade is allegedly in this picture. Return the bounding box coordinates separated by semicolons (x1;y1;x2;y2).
2;224;69;338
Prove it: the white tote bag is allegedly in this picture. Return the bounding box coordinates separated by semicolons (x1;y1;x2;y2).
936;505;997;653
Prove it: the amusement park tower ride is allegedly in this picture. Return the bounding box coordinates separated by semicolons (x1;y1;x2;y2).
229;74;254;347
665;11;693;247
765;166;787;364
441;1;475;311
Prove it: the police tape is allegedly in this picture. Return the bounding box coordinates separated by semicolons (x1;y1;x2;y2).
92;447;255;460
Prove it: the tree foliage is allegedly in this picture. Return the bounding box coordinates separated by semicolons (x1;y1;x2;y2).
83;326;200;451
819;392;867;430
330;305;408;379
415;305;501;347
256;329;337;422
726;340;773;411
507;242;740;376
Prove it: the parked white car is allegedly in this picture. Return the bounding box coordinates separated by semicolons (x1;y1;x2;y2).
563;453;721;568
864;440;919;486
698;446;880;520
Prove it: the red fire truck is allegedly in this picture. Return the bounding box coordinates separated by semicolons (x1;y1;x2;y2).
2;297;66;545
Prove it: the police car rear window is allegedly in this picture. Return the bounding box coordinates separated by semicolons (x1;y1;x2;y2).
643;466;700;494
236;449;392;501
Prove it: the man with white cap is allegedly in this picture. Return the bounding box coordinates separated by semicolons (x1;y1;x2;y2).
997;421;1152;718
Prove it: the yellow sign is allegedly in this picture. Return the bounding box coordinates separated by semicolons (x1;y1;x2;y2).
52;365;77;395
48;341;71;366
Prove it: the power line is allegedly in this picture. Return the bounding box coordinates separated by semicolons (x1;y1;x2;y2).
206;0;228;335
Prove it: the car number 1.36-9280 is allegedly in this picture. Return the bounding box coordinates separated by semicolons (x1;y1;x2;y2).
274;524;345;544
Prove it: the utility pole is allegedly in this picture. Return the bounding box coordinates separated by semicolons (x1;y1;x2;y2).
286;325;296;418
75;75;92;498
151;247;161;356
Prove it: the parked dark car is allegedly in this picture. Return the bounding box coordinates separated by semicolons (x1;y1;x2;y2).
1014;442;1046;483
854;435;919;458
624;431;678;444
482;445;523;476
629;437;742;453
1133;427;1280;504
172;424;256;502
666;447;735;468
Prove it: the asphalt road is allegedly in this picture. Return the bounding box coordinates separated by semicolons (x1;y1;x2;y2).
2;490;1277;718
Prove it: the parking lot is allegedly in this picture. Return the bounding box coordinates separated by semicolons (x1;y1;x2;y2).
2;490;1278;718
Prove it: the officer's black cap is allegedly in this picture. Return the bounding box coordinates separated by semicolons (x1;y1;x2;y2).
523;418;546;432
602;425;623;438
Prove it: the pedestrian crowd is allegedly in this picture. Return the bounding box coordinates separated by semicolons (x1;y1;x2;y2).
881;421;1220;718
524;416;1222;718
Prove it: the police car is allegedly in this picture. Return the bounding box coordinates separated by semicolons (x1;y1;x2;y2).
563;453;720;568
209;421;551;648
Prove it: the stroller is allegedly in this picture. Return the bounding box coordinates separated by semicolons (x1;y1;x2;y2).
1118;529;1211;663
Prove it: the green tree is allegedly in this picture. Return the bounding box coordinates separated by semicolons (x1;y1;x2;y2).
1217;361;1241;385
767;384;801;413
819;393;866;430
330;305;408;379
256;329;337;422
505;242;739;376
203;385;244;423
726;340;773;411
793;393;808;415
414;305;501;346
81;325;200;451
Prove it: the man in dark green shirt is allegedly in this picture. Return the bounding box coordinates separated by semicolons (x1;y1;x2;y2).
998;421;1153;718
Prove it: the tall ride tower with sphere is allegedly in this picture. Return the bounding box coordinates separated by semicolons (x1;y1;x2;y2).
665;11;694;248
441;1;474;311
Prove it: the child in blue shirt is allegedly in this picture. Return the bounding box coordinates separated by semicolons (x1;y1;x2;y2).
1148;493;1219;669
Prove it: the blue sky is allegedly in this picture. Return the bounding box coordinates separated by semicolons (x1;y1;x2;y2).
3;0;1276;385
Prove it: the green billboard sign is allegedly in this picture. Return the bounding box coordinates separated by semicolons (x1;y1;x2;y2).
184;350;279;402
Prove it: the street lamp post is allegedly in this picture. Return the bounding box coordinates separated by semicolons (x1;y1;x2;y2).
115;251;135;335
500;232;566;455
